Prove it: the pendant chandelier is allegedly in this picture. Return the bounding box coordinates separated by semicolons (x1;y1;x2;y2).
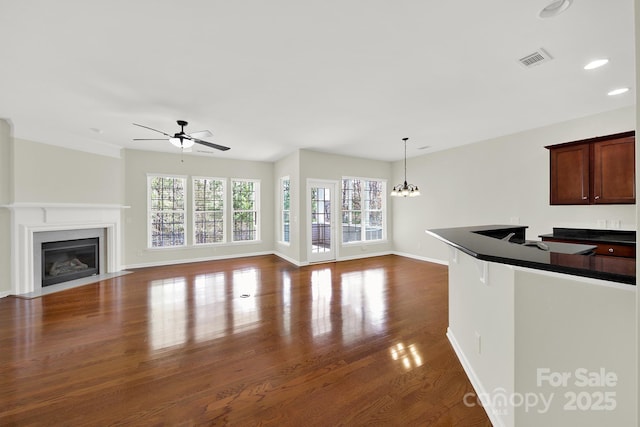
390;137;420;197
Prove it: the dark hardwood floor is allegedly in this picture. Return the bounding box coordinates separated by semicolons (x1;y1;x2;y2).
0;255;491;426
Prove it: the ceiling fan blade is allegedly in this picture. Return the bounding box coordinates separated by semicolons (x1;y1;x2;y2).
188;130;213;139
132;123;172;137
193;139;231;151
133;138;169;141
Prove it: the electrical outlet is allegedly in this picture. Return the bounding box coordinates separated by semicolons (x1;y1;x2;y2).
509;216;520;225
610;220;621;229
597;219;607;229
475;331;481;355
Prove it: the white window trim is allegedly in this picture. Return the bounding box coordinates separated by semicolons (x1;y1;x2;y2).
192;176;227;245
147;173;188;249
280;176;291;245
341;176;387;245
231;178;261;243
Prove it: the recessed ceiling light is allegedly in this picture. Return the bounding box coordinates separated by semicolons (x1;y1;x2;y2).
607;87;629;96
584;59;609;70
90;127;103;134
539;0;573;18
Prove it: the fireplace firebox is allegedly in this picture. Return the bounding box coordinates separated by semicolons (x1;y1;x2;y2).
41;238;99;287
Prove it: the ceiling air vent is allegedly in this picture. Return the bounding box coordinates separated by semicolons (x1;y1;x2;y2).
518;48;553;68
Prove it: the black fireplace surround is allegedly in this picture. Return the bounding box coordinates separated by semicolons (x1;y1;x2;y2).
41;238;99;287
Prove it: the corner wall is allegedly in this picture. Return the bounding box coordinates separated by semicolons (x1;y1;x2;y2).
274;150;301;264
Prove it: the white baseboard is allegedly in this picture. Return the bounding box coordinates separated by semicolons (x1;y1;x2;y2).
392;251;448;266
447;328;505;427
0;291;10;299
123;251;274;270
337;250;393;262
124;251;447;270
273;252;307;267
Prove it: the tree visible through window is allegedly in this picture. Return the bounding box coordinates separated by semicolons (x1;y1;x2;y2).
342;178;385;243
148;175;186;247
232;180;259;241
193;177;225;244
281;177;290;243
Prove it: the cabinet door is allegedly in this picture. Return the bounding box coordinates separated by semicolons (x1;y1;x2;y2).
593;136;635;204
549;143;590;205
543;237;636;258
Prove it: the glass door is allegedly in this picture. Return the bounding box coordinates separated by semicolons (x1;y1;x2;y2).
308;180;336;263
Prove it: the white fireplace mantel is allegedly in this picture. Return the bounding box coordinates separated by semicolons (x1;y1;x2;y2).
2;203;129;295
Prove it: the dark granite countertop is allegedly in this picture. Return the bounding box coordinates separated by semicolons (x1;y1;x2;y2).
426;225;635;285
539;227;636;246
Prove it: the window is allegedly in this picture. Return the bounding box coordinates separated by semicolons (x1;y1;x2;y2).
232;179;260;242
193;177;225;244
148;175;187;247
341;178;386;243
281;177;290;243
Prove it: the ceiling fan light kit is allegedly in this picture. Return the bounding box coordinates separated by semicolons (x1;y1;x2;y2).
132;120;230;152
169;137;194;149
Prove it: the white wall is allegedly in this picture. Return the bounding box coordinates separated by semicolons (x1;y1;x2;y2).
514;269;635;427
448;250;515;427
0;119;12;295
274;150;301;264
123;149;275;268
12;137;124;204
448;248;635;427
393;106;637;263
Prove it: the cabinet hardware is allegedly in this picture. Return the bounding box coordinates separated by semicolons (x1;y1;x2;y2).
547;131;635;205
609;248;614;253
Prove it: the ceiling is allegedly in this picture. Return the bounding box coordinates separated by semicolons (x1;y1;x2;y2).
0;0;635;162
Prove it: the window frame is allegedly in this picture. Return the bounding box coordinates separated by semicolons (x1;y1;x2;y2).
341;176;387;245
231;178;261;243
147;174;188;249
280;176;291;244
192;176;227;245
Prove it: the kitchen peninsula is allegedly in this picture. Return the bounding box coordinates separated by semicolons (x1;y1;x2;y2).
427;224;634;284
426;225;635;427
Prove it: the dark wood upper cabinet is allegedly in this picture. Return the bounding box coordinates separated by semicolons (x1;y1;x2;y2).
592;135;635;204
547;131;635;205
549;143;590;204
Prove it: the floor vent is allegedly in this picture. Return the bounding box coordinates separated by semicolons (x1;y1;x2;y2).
519;48;553;67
